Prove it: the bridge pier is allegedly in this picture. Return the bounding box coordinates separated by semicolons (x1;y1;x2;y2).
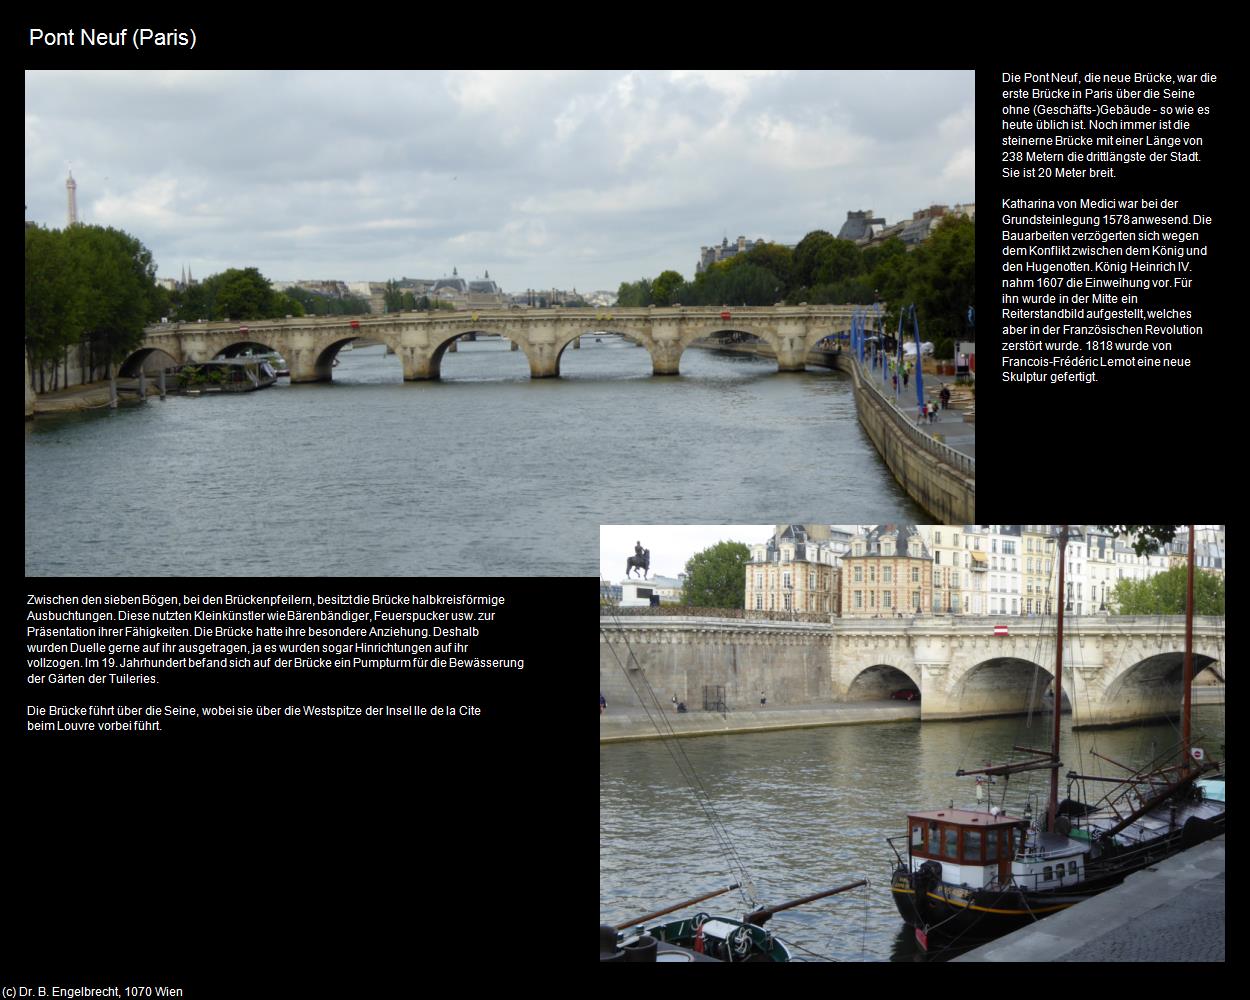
649;341;683;376
776;338;811;372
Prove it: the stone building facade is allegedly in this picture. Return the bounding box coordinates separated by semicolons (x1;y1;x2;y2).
840;524;933;617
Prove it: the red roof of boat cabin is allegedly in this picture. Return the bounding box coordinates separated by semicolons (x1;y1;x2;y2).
907;808;1026;827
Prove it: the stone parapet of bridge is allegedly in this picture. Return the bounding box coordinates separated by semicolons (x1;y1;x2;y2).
134;306;865;382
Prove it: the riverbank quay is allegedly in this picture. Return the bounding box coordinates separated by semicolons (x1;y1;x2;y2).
830;349;974;523
24;380;160;415
953;834;1225;962
686;340;974;521
599;699;919;743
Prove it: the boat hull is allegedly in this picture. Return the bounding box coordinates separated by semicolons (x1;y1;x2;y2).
891;809;1224;947
891;865;1103;943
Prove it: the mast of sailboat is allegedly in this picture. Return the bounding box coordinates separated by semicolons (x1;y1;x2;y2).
1182;523;1195;772
1047;524;1068;834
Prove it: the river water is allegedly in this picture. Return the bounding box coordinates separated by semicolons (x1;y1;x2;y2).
599;705;1225;962
25;338;924;576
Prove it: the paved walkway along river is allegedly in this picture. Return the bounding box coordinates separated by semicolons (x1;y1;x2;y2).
955;834;1225;962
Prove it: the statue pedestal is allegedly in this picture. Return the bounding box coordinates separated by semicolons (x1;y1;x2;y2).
619;579;657;607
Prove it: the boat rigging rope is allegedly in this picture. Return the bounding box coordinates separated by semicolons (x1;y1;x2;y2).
600;616;762;910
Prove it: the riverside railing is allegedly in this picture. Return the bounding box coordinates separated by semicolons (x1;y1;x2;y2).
846;352;976;477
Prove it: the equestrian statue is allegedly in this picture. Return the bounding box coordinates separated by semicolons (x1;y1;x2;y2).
626;540;650;579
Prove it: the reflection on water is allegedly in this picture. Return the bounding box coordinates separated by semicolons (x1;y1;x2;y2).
599;706;1225;961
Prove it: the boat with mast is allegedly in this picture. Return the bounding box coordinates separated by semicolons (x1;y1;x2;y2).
888;524;1224;952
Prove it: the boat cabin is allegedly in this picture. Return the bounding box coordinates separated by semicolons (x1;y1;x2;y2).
906;809;1028;888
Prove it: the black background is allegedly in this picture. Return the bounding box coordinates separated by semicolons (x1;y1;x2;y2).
11;578;578;993
977;55;1227;518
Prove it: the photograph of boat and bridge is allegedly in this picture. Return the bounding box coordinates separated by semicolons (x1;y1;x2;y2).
600;531;1225;961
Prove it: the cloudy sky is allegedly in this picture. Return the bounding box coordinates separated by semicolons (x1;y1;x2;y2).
25;70;973;294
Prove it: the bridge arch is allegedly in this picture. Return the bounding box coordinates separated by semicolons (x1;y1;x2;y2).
426;328;533;380
299;332;402;381
1095;650;1222;725
951;656;1052;719
118;346;181;377
667;324;787;375
844;662;919;700
552;327;653;376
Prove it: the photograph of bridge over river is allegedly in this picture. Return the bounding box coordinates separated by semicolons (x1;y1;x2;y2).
600;524;1225;961
25;70;973;576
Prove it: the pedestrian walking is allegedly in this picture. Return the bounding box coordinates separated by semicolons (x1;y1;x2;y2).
903;366;910;389
600;692;607;715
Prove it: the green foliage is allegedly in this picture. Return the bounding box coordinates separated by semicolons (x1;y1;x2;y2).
212;268;285;320
681;541;751;609
791;230;835;290
898;216;974;359
733;241;793;293
1109;565;1224;616
651;270;686;306
612;218;974;357
810;238;860;287
383;280;415;313
25;225;87;377
687;261;781;306
25;223;164;387
171;267;302;321
616;278;653;307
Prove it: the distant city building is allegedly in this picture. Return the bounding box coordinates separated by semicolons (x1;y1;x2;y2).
854;202;975;250
697;235;766;274
648;574;686;603
899;205;955;246
1164;528;1225;581
1021;524;1058;616
843;524;1216;620
746;524;843;616
467;271;508;308
915;524;976;614
840;525;932;617
837;210;886;242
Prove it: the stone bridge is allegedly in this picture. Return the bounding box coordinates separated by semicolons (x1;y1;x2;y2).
600;614;1225;728
126;305;864;382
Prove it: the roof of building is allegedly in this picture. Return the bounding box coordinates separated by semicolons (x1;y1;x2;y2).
838;210;886;241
